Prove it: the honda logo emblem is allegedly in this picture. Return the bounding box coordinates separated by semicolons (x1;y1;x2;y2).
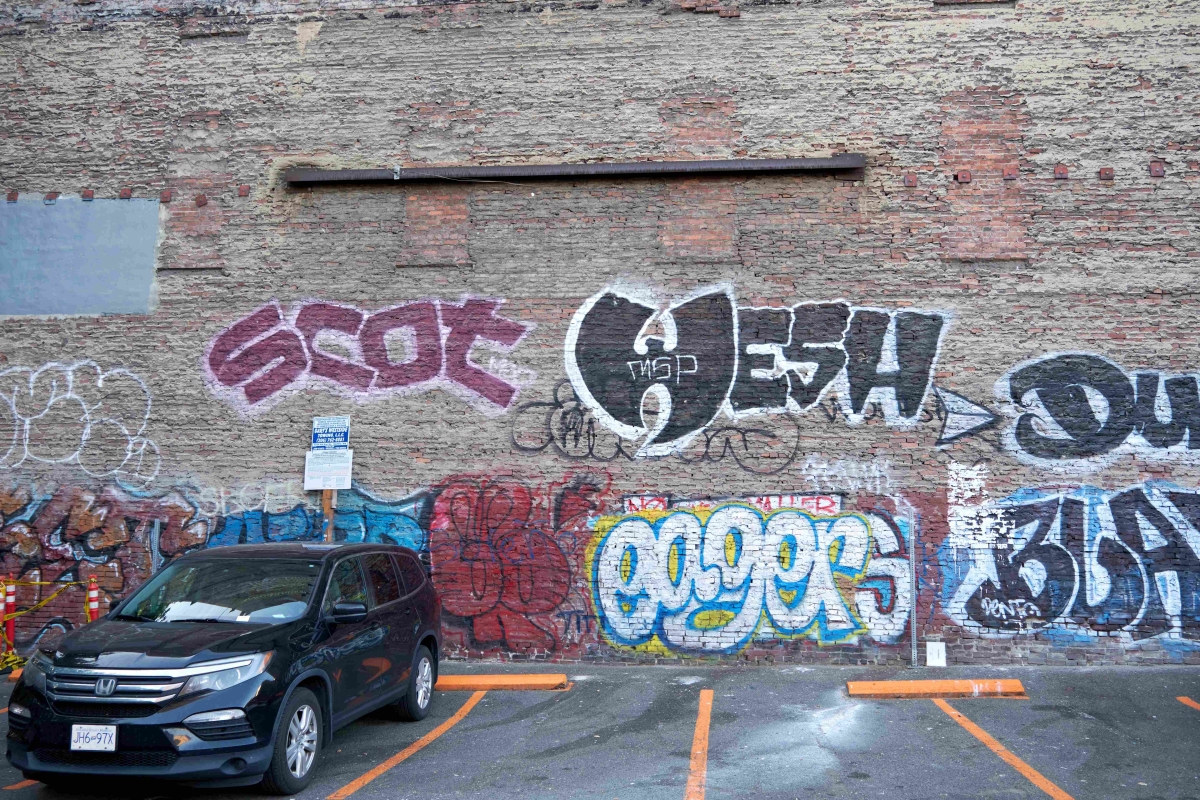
94;678;117;697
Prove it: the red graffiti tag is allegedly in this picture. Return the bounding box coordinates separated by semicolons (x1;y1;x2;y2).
206;298;532;412
429;474;610;654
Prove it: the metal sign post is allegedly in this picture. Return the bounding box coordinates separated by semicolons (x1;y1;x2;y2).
909;522;919;668
322;488;334;543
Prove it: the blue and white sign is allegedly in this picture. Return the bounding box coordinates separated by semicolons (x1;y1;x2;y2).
311;416;351;451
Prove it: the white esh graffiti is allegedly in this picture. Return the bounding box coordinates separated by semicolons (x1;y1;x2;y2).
0;361;159;486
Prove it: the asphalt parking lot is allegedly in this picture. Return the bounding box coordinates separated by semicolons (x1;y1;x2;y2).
1;664;1198;800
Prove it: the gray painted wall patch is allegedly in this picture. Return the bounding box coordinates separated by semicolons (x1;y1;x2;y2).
0;197;159;315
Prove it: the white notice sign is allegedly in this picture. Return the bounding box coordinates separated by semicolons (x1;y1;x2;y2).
304;449;354;491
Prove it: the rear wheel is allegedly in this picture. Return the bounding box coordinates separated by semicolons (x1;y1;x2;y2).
392;646;435;722
261;687;322;795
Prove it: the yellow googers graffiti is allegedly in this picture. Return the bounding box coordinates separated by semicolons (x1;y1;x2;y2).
586;503;912;655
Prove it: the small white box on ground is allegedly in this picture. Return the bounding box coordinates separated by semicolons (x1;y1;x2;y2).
926;641;947;667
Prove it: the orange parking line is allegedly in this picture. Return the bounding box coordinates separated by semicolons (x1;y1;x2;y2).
848;679;1026;699
933;698;1074;800
1178;696;1200;712
327;690;486;800
684;689;714;800
434;674;567;691
3;780;37;790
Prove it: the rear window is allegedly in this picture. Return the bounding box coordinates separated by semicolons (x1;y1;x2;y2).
364;553;401;606
395;553;426;595
119;559;322;624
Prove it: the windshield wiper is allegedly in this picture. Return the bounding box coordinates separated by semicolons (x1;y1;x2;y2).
114;613;155;622
170;617;239;623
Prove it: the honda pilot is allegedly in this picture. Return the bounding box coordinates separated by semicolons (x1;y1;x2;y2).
6;542;441;794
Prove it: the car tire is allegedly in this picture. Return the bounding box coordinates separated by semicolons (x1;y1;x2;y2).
392;646;435;722
260;687;323;796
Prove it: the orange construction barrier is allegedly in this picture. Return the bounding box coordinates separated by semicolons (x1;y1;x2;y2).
86;576;99;623
0;578;7;653
4;580;14;651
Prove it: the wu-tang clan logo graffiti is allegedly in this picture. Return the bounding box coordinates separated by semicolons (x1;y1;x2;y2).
565;289;738;457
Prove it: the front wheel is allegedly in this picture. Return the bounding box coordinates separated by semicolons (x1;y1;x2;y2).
392;646;435;722
261;687;323;795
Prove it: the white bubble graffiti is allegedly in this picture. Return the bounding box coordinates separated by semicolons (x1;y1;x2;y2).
0;361;159;486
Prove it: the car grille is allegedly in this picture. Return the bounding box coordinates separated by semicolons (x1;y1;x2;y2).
34;749;178;768
46;669;184;706
52;701;159;719
40;655;259;711
186;719;254;741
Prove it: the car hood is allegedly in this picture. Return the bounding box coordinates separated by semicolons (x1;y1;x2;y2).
45;617;288;669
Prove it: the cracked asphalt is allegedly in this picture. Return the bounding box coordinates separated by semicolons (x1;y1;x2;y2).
2;664;1198;799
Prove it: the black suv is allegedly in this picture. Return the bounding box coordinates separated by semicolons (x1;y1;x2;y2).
6;542;441;794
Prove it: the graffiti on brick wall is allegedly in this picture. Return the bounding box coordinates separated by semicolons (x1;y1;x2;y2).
999;352;1200;470
200;485;431;553
589;495;912;653
511;379;804;474
941;463;1200;644
0;361;159;486
562;285;995;457
205;298;535;416
0;479;431;646
186;479;309;517
428;472;611;654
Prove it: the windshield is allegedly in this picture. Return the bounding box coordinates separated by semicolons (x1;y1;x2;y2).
118;559;323;624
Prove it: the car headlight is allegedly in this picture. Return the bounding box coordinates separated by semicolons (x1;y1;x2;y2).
178;653;272;698
22;651;50;693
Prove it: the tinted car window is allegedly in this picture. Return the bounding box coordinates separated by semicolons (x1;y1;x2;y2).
323;558;368;614
119;559;321;624
395;553;426;595
364;553;400;606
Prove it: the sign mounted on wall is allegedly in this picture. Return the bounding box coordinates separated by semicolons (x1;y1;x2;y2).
305;416;352;541
304;449;354;490
311;415;351;450
306;415;352;490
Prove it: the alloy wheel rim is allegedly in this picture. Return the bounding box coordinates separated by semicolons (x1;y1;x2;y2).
286;704;318;778
416;658;432;709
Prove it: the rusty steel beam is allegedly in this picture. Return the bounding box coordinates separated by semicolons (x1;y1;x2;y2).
283;155;866;186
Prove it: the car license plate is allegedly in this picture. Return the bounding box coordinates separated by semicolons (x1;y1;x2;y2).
70;724;117;752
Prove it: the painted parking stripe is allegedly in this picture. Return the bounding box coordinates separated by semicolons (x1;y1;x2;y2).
1178;696;1200;712
933;699;1074;800
435;674;568;691
3;780;37;790
327;690;487;800
848;679;1026;699
684;689;714;800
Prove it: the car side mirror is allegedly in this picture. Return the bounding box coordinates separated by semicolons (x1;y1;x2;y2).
329;601;368;624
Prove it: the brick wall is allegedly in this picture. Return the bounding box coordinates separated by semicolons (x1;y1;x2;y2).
1;0;1198;666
